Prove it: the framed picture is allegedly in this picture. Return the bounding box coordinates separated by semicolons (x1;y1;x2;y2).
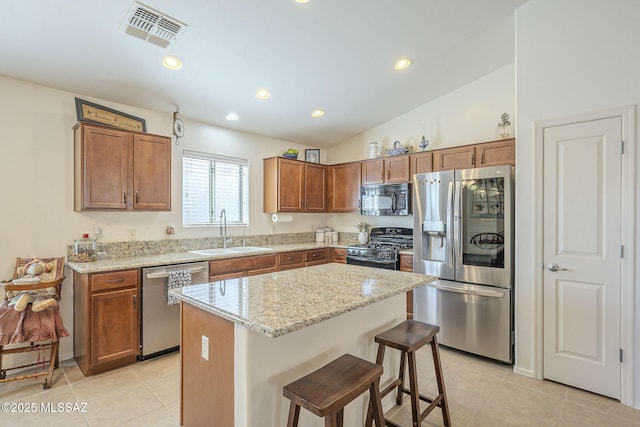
305;149;320;163
75;97;147;132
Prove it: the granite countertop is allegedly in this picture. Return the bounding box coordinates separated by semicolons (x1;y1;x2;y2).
170;263;435;338
66;242;351;274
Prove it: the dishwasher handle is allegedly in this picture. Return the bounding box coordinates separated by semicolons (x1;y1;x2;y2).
145;266;207;279
427;282;505;298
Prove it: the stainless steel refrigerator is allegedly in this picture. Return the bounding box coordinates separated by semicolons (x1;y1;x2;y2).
413;165;514;363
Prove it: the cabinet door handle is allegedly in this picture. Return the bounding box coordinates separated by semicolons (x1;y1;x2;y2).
287;256;294;260
133;293;137;309
135;191;139;203
387;169;390;180
481;153;485;164
107;278;124;283
471;153;475;166
123;192;127;204
312;253;319;257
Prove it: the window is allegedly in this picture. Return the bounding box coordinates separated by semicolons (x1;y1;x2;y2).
183;151;249;226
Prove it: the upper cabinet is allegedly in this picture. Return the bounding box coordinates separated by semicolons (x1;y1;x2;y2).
327;161;361;213
432;145;476;171
263;157;327;213
362;156;410;184
74;123;171;211
304;163;327;212
432;139;515;171
474;138;515;167
409;151;433;176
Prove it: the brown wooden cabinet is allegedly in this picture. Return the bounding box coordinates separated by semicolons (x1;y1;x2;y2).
362;157;410;184
410;151;433;176
305;248;328;266
327;161;362;213
209;254;277;280
304;163;327;212
432;145;476;171
73;269;140;376
277;251;305;270
474;138;515;167
263;157;326;213
331;248;347;264
276;249;328;270
74;123;171;211
385;156;411;183
361;159;384;184
432;139;516;171
399;253;414;319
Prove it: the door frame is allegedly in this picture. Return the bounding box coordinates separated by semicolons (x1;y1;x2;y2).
532;105;635;406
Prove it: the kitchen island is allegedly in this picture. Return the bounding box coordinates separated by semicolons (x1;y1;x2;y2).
170;263;436;427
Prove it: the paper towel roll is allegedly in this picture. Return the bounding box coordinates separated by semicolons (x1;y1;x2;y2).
271;213;293;223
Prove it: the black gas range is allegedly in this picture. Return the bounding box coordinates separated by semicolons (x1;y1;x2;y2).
346;227;413;270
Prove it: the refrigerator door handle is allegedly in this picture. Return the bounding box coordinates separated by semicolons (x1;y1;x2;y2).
427;282;505;298
446;180;455;269
453;180;462;269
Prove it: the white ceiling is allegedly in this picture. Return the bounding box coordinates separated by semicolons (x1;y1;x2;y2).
0;0;527;148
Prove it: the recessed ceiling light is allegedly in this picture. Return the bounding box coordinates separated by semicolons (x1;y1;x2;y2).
311;109;325;118
162;55;183;70
255;88;271;99
295;0;310;3
226;113;239;121
394;58;412;70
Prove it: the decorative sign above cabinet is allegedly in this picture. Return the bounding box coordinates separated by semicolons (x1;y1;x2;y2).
74;97;147;132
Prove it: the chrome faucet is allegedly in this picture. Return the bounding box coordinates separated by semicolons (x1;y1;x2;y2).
220;209;228;248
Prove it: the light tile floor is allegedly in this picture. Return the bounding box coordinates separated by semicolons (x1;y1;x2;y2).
0;346;638;426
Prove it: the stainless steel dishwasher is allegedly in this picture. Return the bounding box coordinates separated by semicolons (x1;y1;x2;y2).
141;261;209;360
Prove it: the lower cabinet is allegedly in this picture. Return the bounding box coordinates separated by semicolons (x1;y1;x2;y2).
209;254;277;280
277;251;305;270
277;248;329;270
331;248;347;264
305;248;327;266
73;269;140;376
399;253;414;319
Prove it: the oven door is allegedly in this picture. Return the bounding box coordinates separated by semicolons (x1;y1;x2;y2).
347;255;398;270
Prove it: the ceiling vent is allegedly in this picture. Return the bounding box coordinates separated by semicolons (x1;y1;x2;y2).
121;2;186;49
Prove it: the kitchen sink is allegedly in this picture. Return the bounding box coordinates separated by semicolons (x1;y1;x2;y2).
189;248;236;256
228;246;273;253
189;246;273;256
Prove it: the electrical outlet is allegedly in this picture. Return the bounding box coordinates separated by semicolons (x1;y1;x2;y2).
166;225;175;235
128;229;136;241
201;335;209;360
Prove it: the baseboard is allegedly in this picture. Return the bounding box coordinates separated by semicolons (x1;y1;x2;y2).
513;365;534;378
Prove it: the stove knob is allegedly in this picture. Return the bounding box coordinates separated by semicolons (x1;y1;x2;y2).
357;250;362;255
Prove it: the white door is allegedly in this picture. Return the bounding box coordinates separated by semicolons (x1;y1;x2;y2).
543;117;621;399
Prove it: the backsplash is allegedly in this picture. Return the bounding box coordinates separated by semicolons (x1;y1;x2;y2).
67;232;358;260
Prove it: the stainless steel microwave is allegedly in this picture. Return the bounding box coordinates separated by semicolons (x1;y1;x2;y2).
360;183;411;216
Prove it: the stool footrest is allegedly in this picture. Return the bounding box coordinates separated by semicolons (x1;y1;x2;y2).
400;386;442;406
400;386;446;422
379;378;403;398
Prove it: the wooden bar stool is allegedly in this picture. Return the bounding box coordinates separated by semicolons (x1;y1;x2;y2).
366;320;451;427
283;353;386;427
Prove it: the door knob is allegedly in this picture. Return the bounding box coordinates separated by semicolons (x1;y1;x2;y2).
547;263;568;272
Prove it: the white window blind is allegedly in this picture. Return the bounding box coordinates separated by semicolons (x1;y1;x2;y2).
183;151;249;226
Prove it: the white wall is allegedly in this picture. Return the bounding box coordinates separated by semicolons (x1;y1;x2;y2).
0;76;325;361
515;0;640;406
327;63;515;233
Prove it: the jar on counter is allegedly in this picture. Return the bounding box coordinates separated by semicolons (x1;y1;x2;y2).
71;234;97;262
315;229;325;242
